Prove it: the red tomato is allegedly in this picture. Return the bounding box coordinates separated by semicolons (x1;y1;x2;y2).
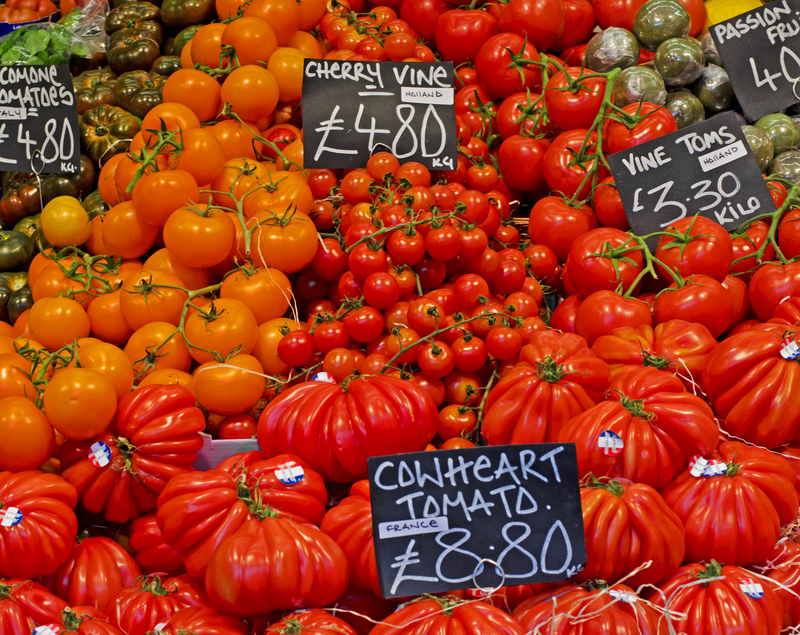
527;196;598;262
603;103;678;154
372;598;526;635
497;135;550;192
474;33;540;99
654;275;731;339
435;9;500;66
592;0;646;31
543;130;609;199
544;69;606;131
496;92;554;140
749;261;800;321
565;227;643;297
128;516;185;576
593;176;630;231
158;606;248;635
498;0;565;51
655;216;733;283
574;290;652;346
549;0;595;53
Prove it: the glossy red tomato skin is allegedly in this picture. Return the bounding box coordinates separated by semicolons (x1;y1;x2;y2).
204;517;349;618
749;261;800;321
574;479;685;588
0;471;78;580
565;228;643;297
603;103;678;154
257;375;437;482
435;9;500;67
654;275;731;339
128;515;185;576
545;70;606;132
482;330;610;445
575;290;652;347
497;135;550;193
60;385;206;524
0;578;69;634
158;606;248;635
731;220;775;282
592;0;646;31
655;216;733;283
549;295;582;333
592;176;630;231
558;367;718;490
527;196;598;262
497;0;565;51
703;325;800;448
543;130;609;199
549;0;595;53
474;33;540;99
371;598;526;635
651;562;783;635
661;441;799;567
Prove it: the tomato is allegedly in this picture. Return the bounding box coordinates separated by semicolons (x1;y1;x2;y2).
474;33;540;99
749;261;800;321
661;441;798;566
191;22;226;69
124;322;192;379
41;196;92;248
604;103;678;154
43;536;141;610
483;330;610;444
268;47;305;102
399;0;449;46
543;130;609;199
141;103;201;145
43;368;117;441
132;170;200;228
592;0;646;30
87;290;134;347
243;0;300;45
205;516;347;617
574;290;652;346
258;375;437;482
574;478;685;588
106;574;210;635
545;69;605;132
485;327;522;361
158;606;249;635
144;249;211;292
260;609;356;635
565;228;643;297
237;208;318;274
515;584;662;634
651;561;782;635
162;69;221;123
496;135;550;193
60;385;204;524
220;65;280;122
498;0;564;50
185;298;258;364
722;273;749;333
592;176;630;231
0;365;35;402
253;317;304;376
550;0;596;52
29;297;91;349
102;201;159;259
655;216;733;283
195;353;265;415
163;206;235;269
0;471;77;579
120;269;188;331
220;266;290;324
654;275;731;339
373;598;525;635
157;452;327;578
217;414;258;440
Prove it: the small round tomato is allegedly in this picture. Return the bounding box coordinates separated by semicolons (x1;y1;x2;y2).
543;129;609;199
220;65;280;122
417;341;456;379
218;413;258;438
195;353;265;415
43;368;117;440
438;404;477;440
474;33;540;99
278;330;315;367
322;347;355;382
485;327;522;360
41;196;92;247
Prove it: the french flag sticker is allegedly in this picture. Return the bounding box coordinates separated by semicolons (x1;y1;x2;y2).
0;507;22;527
740;579;764;599
781;337;800;360
597;430;624;455
89;441;111;468
312;372;337;384
33;626;61;635
275;461;305;485
689;455;709;477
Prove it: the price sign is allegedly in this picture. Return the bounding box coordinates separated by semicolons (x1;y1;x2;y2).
607;112;775;236
0;64;79;173
367;443;586;599
710;0;800;121
302;60;458;170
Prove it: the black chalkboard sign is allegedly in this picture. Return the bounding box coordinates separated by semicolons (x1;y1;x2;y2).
710;0;800;121
367;443;586;599
302;60;458;170
0;64;80;174
607;111;775;236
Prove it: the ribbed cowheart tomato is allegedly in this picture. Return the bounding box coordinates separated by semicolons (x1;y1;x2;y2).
0;578;69;635
371;598;526;635
157;606;248;635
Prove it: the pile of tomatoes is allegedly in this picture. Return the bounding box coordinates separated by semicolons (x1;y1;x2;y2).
4;0;800;633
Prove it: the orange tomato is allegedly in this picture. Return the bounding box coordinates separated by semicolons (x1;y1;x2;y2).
288;31;323;58
0;322;11;338
220;65;279;122
40;196;92;248
141;103;201;145
220;266;291;323
297;0;326;31
85;216;106;256
0;397;54;471
138;368;195;393
237;207;317;274
0;365;35;402
119;269;188;331
211;158;271;209
43;368;117;440
194;353;265;415
69;342;134;400
184;297;258;364
28;297;91;350
181;39;195;69
144;248;212;291
221;16;277;67
87;289;134;347
243;170;313;217
163;69;222;122
215;0;241;19
278;137;304;172
163;205;236;269
206;120;264;162
243;0;300;45
31;261;92;306
190;23;227;69
124;321;192;379
172;128;226;186
98;154;125;207
267;47;305;102
251;317;303;376
102;201;159;259
132;169;200;227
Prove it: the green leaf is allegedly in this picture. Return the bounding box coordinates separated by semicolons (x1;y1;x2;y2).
23;28;50;54
48;24;72;53
0;48;22;64
72;42;89;57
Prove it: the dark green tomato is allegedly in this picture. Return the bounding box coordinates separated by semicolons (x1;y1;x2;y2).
742;125;775;173
82;191;109;220
0;178;41;228
112;71;167;119
665;90;705;128
755;113;800;156
31;229;51;253
585;27;640;73
613;65;667;106
0;272;30;325
150;55;182;77
770;150;800;185
633;0;691;52
70;51;107;77
161;0;215;29
80;104;141;168
13;214;41;239
700;32;721;66
655;37;704;87
106;2;164;46
0;232;35;273
169;25;201;57
73;68;118;116
41;156;97;205
107;34;162;75
691;64;734;112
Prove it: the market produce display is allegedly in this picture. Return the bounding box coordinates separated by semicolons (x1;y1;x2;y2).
3;0;800;632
